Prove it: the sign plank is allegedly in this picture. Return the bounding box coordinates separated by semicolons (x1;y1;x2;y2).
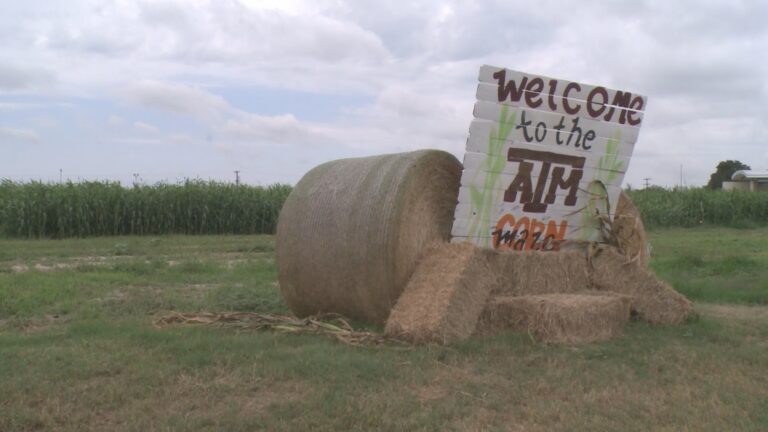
478;65;648;108
456;181;621;204
451;215;605;238
467;120;635;158
476;82;645;125
473;101;640;143
454;204;611;226
477;65;647;127
463;148;632;175
450;229;603;249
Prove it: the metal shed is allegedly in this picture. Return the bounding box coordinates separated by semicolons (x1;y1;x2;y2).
723;170;768;192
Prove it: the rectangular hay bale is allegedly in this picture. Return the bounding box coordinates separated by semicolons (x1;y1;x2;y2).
385;242;498;344
490;250;590;296
589;245;693;324
476;293;631;344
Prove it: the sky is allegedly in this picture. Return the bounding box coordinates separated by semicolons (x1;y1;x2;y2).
1;0;767;188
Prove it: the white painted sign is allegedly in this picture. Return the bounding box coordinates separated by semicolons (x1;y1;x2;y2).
451;65;647;251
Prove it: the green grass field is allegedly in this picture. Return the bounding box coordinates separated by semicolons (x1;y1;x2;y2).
1;228;767;431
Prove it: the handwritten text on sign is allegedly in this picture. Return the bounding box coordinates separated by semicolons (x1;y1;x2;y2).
451;65;647;250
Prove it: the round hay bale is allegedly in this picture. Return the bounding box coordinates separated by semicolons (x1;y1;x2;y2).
612;191;650;267
276;150;462;324
476;293;631;344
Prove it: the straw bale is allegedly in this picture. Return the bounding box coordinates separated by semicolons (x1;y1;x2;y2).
490;249;590;296
589;245;693;324
276;150;462;324
612;191;650;267
385;242;498;344
476;294;631;344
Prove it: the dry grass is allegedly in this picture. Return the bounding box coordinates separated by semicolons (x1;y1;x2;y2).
695;303;768;323
2;233;768;431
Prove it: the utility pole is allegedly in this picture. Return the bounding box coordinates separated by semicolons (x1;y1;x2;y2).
234;170;240;186
680;164;683;188
643;177;651;189
133;173;140;185
59;169;62;183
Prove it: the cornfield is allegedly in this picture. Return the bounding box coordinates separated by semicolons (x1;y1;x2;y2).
3;180;766;237
0;180;292;238
627;187;768;229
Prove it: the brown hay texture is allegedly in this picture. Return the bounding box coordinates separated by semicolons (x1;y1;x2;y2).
589;245;693;324
276;150;462;324
476;294;631;344
611;191;650;267
490;249;590;296
385;242;498;344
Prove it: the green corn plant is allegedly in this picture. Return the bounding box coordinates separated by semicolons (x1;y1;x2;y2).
0;179;293;238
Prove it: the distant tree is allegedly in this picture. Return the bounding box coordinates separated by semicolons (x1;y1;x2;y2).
707;160;750;189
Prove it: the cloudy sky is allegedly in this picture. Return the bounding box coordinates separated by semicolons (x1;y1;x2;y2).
1;0;766;187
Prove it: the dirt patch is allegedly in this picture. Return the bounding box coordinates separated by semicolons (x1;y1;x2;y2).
2;252;271;273
240;381;307;413
409;362;510;407
34;262;79;272
3;256;129;273
95;284;224;305
410;365;473;404
10;263;28;272
168;369;309;415
225;258;251;268
3;314;69;333
411;382;449;402
697;304;768;322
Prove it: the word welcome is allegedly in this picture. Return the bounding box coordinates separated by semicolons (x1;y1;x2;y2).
493;69;644;126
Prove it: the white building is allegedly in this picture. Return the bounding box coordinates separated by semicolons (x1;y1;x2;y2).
723;170;768;192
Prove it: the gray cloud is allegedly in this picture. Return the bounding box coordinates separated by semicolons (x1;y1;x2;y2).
133;121;159;133
124;79;318;146
0;126;40;143
126;80;230;120
0;64;55;91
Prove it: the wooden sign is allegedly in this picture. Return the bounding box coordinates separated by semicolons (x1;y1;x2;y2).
451;65;647;251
